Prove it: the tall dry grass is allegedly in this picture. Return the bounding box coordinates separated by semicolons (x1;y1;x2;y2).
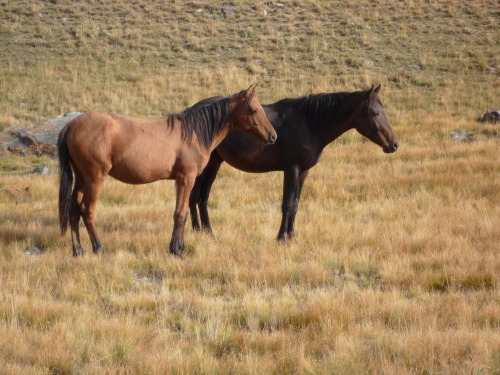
1;0;499;374
1;130;499;374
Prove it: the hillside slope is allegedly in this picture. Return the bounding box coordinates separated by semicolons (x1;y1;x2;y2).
0;0;498;128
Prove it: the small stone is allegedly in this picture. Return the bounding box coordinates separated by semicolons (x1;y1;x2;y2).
450;130;475;142
26;246;44;256
220;5;236;19
0;186;30;198
409;64;422;69
363;59;375;68
30;165;49;175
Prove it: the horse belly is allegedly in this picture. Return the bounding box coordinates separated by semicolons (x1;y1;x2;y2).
221;151;277;173
109;147;175;184
218;134;282;173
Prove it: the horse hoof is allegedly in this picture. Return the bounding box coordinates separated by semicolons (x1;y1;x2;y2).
277;233;295;242
93;246;105;256
169;244;184;257
72;246;84;257
202;228;215;237
170;249;183;258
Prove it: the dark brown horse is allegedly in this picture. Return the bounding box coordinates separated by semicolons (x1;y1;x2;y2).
58;85;277;257
189;85;398;239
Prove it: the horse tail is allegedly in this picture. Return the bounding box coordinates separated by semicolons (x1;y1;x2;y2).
58;125;73;235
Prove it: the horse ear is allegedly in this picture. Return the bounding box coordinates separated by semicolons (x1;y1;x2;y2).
245;84;255;98
366;84;381;100
252;83;258;93
365;85;375;99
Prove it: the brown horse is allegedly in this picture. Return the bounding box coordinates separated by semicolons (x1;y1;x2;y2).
58;85;277;257
189;85;398;239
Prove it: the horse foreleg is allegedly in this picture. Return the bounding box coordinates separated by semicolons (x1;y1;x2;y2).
81;178;105;255
170;173;196;257
287;169;309;238
277;166;300;241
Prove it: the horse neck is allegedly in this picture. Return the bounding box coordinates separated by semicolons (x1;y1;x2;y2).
317;93;359;149
175;97;233;153
280;94;357;150
316;115;354;150
206;121;233;153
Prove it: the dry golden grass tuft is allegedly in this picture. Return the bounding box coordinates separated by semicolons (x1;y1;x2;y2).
1;0;499;374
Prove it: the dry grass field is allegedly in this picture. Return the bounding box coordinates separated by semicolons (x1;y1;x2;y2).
1;1;499;374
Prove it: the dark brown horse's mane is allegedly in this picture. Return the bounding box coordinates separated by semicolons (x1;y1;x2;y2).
167;97;231;149
279;90;368;133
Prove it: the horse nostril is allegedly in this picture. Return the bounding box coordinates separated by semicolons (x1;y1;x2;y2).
270;134;277;143
393;141;399;150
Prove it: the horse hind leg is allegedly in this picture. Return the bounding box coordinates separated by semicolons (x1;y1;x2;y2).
197;153;223;234
189;174;202;231
80;177;106;255
70;173;84;256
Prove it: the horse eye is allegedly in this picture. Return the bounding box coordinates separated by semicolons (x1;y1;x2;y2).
371;111;379;117
249;109;257;115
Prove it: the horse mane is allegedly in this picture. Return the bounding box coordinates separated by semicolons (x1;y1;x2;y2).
167;90;256;148
277;90;367;133
166;97;231;149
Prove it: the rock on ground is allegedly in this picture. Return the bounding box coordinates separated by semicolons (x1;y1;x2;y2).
450;130;475;142
480;108;500;124
0;112;83;157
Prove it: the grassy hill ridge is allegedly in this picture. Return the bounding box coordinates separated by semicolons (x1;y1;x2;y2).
0;0;498;128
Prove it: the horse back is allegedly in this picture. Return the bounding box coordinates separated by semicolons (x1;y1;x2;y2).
64;112;201;183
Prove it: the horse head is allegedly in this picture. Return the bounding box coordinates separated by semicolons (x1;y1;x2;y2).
230;84;277;145
353;85;399;153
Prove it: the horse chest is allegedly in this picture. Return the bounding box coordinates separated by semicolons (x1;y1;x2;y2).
284;140;321;170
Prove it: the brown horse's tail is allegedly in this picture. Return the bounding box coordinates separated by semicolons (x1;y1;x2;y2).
58;125;73;235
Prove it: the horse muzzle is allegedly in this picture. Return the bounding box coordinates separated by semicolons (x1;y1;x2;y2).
383;140;399;153
267;132;277;145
